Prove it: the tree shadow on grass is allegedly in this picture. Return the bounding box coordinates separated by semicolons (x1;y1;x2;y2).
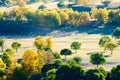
0;23;118;38
59;24;118;36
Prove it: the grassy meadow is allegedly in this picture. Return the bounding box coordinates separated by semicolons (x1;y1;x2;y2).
1;31;120;71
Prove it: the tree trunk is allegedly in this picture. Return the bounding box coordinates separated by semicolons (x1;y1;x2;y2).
1;46;3;52
65;55;67;61
97;64;98;68
111;50;113;55
75;49;77;54
16;48;18;53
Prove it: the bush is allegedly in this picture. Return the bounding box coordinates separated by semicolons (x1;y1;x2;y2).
0;69;5;77
52;52;61;59
110;65;120;80
72;57;82;64
56;63;71;80
57;2;67;8
85;68;106;80
70;64;85;80
112;27;120;39
13;66;28;80
46;69;56;80
67;59;77;66
53;59;62;68
41;64;54;74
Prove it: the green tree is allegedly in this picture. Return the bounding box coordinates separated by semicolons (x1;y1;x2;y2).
52;52;61;59
72;56;82;64
85;68;106;80
0;69;6;78
104;42;119;54
46;69;56;80
90;53;106;68
2;52;12;67
102;0;111;7
38;4;46;10
67;59;77;66
110;65;120;80
25;10;36;24
0;39;4;52
41;64;54;74
112;27;120;39
11;42;21;52
60;48;72;60
70;64;85;80
56;64;85;80
13;66;28;80
5;48;15;56
71;41;81;53
56;64;71;80
53;59;62;68
108;10;120;25
99;36;111;48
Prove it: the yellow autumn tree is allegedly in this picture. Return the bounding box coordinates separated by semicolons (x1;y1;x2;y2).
95;8;108;23
34;36;46;51
19;0;26;7
91;7;98;19
75;0;91;5
0;60;6;80
38;50;55;65
59;11;69;25
0;60;6;70
45;37;53;50
79;12;90;25
21;49;39;75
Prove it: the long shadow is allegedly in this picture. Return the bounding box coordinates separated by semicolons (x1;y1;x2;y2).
0;23;55;38
59;24;118;36
0;23;118;38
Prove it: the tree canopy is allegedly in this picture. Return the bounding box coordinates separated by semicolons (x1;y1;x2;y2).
60;48;72;60
71;41;81;53
112;27;120;39
90;53;106;67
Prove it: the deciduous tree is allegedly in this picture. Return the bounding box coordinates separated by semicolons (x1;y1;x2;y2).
21;49;39;75
112;27;120;39
60;49;72;60
2;52;12;67
104;42;119;54
11;42;21;52
99;36;111;48
71;41;81;53
90;53;106;68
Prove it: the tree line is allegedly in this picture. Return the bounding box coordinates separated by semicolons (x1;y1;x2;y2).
1;7;120;27
0;27;120;80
